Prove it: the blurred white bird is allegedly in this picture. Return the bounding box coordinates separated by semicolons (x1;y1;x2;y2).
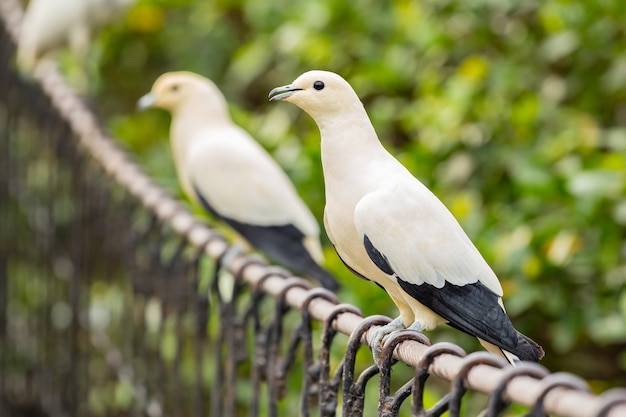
17;0;135;79
138;71;340;291
269;70;544;364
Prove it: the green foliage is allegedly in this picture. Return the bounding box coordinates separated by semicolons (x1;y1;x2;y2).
95;0;626;386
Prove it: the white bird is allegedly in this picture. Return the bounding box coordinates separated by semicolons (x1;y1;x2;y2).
138;71;339;291
269;70;544;364
17;0;135;73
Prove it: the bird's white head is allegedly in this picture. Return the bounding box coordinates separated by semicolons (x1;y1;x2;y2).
268;70;365;120
138;71;229;118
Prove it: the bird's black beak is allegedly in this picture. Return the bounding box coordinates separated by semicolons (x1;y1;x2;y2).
268;84;302;102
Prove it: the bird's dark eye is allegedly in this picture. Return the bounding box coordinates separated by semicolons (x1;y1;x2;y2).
171;84;179;92
313;81;325;91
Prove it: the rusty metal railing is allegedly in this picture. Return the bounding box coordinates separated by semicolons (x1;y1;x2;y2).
1;0;625;415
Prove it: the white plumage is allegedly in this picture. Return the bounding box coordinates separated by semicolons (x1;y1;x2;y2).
17;0;135;73
139;72;339;291
269;70;543;364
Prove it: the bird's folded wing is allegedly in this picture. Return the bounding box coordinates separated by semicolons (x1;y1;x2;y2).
186;128;318;235
354;187;522;348
397;278;520;349
353;185;502;294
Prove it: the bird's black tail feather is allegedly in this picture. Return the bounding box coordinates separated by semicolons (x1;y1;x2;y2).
229;219;341;291
513;331;545;362
193;187;340;291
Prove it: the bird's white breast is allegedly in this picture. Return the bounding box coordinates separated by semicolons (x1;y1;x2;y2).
322;147;401;282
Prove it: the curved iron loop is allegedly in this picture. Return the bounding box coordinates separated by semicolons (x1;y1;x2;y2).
484;362;550;417
168;211;198;238
321;304;364;361
232;254;268;281
298;288;340;416
157;232;191;311
189;247;211;340
242;268;291;325
127;210;159;297
148;222;171;302
355;363;382;389
300;287;341;350
265;278;313;417
342;315;392;417
274;276;313;325
379;330;432;391
277;276;314;303
301;288;340;357
388;379;416;417
271;278;313;398
253;267;292;291
301;287;340;316
412;342;467;417
154;199;184;224
163;235;190;277
133;210;159;249
209;245;235;305
210;246;256;417
594;388;626;417
378;330;432;417
524;372;591;417
200;232;230;256
241;260;288;283
241;269;289;417
319;303;363;417
380;330;432;379
154;199;186;225
449;352;508;417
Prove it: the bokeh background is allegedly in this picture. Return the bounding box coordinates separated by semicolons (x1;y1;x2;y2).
59;0;626;391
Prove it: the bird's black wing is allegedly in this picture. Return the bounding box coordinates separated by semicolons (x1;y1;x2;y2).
195;185;339;291
363;234;520;352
